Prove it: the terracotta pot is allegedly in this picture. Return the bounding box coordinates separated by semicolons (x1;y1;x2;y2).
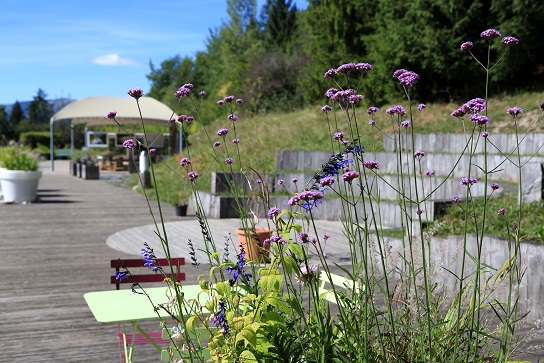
236;227;271;263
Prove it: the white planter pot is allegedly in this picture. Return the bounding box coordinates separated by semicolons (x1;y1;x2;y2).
0;169;42;203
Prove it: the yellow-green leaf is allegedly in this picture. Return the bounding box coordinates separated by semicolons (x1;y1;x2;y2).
240;350;258;362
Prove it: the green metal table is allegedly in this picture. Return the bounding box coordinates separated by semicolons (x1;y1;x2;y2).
84;285;205;362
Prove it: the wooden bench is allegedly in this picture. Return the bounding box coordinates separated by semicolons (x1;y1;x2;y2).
110;257;186;362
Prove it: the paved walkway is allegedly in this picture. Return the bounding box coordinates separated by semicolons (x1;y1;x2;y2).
1;160;542;362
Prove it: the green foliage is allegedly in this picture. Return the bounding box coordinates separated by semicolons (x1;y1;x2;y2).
0;146;39;171
20;131;50;149
438;192;544;242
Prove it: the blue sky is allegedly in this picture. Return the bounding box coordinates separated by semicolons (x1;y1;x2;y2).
0;0;307;105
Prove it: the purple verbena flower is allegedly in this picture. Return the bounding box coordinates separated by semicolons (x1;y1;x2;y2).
217;99;225;106
481;131;490;138
342;170;360;183
451;108;466;118
463;98;487;113
400;120;412;127
507;106;523;116
451;195;460;202
199;91;206;97
225;157;233;165
355;62;372;71
426;170;435;176
480;29;501;40
414;150;425;159
366;106;380;115
128;88;144;99
228;113;237;121
180;157;191;167
264;234;287;246
185;115;194;123
470;114;490;126
106;110;117;119
337;62;356;74
292;178;298;183
224;95;235;103
297;231;310;244
217;128;228;137
394;70;420;87
175;86;191;98
236;98;243;104
491;183;501;190
498;208;506;215
268;207;281;219
122;139;136;149
501;36;519;45
386;105;407;115
321;105;332;112
214;141;221;147
324;68;337;78
149;148;156;155
277;179;284;185
368;119;376;126
363;160;379;170
232;138;240;144
188;171;198;182
460;41;474;51
333;132;345;140
418;104;426;111
325;88;338;98
288;190;324;211
319;176;335;187
297;264;319;285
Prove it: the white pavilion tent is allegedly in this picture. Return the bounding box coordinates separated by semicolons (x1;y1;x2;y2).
49;96;178;171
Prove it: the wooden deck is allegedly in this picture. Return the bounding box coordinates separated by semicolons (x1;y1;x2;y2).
0;161;542;362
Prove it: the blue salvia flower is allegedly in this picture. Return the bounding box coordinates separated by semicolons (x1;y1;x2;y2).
212;299;229;335
115;270;130;282
226;247;252;286
141;242;161;273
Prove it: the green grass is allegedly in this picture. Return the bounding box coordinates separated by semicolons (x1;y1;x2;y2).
435;191;544;242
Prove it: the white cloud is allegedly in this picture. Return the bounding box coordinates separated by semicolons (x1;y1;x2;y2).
91;54;139;66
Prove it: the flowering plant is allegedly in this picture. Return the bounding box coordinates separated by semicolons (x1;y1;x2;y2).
109;28;541;363
0;145;39;171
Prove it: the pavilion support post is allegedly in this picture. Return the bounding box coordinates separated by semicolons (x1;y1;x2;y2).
50;120;54;172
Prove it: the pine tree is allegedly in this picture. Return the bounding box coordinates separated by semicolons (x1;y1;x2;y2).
9;101;25;126
0;105;11;143
28;88;53;124
262;0;298;53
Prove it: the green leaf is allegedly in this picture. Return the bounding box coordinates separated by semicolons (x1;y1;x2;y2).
262;311;286;326
282;255;299;276
258;274;282;297
185;314;197;334
215;281;230;296
239;350;258;362
284;293;303;316
287;243;304;259
236;328;257;348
